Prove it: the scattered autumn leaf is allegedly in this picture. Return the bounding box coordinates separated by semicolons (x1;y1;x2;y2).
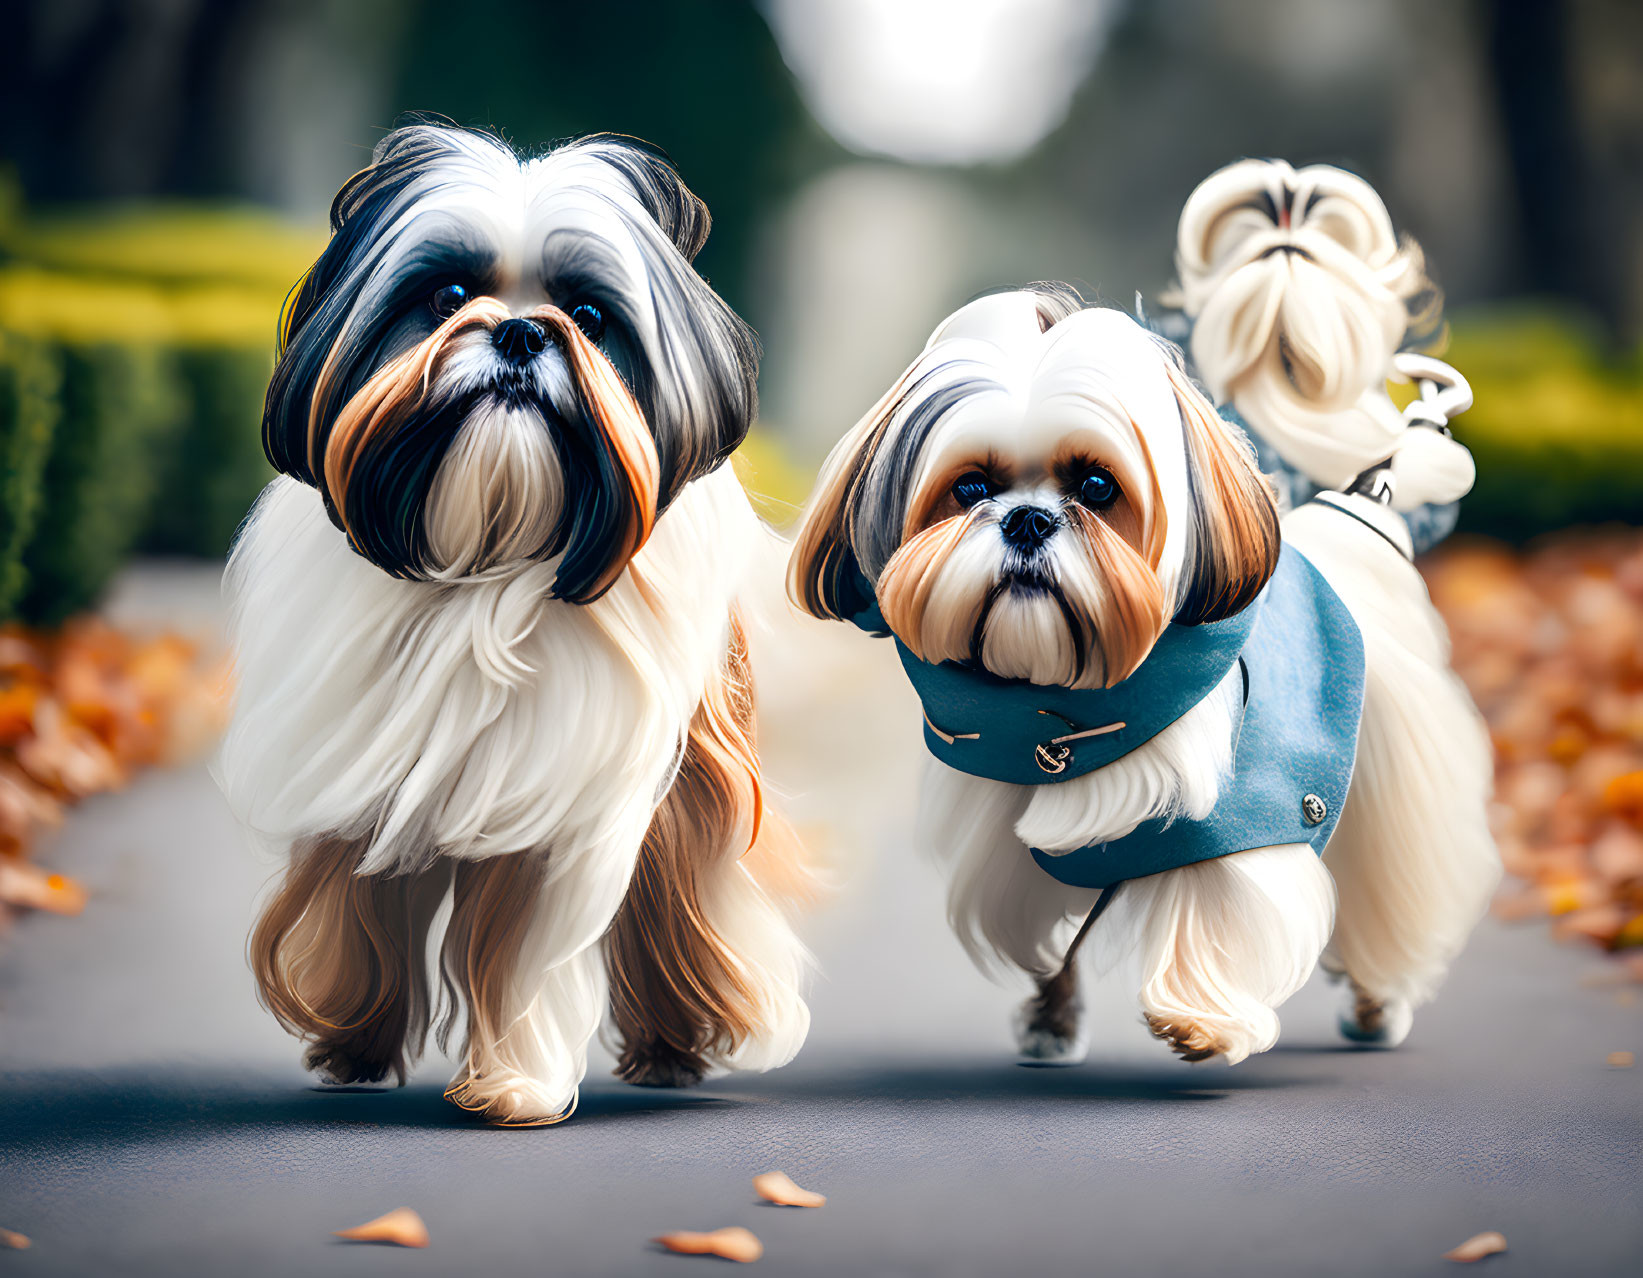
1443;1231;1507;1263
654;1227;764;1263
1607;1050;1635;1068
0;1228;30;1249
0;684;38;743
753;1171;826;1208
334;1208;429;1249
0;861;86;915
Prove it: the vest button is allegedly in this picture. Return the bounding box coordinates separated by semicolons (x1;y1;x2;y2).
1301;793;1328;826
1035;742;1072;774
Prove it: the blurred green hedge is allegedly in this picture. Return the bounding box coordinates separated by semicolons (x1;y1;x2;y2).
21;339;179;625
1445;309;1643;538
0;200;319;624
0;331;61;617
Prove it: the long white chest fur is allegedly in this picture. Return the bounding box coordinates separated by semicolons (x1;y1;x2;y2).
217;464;757;877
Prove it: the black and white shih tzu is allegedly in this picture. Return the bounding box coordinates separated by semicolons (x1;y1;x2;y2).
217;123;810;1125
789;287;1498;1065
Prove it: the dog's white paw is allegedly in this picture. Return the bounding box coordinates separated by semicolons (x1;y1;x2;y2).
1338;989;1413;1049
445;1069;577;1126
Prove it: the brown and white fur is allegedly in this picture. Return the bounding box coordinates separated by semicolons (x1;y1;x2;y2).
789;288;1497;1065
217;124;809;1125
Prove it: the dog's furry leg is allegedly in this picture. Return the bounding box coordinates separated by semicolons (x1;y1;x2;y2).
1282;501;1499;1045
606;614;811;1087
439;850;605;1126
1016;964;1087;1063
920;764;1101;1060
250;838;448;1085
1115;844;1334;1064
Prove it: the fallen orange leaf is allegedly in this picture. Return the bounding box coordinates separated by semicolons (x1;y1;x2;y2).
0;1228;29;1249
1542;880;1586;917
753;1171;826;1208
1607;1050;1635;1068
1444;1230;1507;1263
334;1208;429;1249
654;1227;763;1263
0;683;38;743
0;861;86;915
1603;771;1643;822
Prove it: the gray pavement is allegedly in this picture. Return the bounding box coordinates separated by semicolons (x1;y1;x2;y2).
1;563;1640;1276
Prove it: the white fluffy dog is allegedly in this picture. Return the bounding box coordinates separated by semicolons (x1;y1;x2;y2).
789;287;1497;1064
217;124;809;1125
1171;157;1475;511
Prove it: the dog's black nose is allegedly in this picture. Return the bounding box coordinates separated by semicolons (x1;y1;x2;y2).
492;318;547;364
1000;505;1058;551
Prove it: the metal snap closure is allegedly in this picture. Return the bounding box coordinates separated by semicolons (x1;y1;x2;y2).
1035;742;1072;774
1301;793;1327;826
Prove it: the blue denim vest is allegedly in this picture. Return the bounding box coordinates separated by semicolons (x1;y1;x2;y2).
850;544;1365;888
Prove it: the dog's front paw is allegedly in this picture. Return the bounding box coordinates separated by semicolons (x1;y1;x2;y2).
1145;1013;1229;1063
1013;991;1088;1065
1338;985;1413;1048
445;1070;577;1126
617;1039;708;1089
1015;1021;1089;1065
304;1041;396;1087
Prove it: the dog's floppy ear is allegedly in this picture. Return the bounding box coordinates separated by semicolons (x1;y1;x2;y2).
1166;360;1281;624
788;369;923;622
267;123;481;487
579;134;713;263
574;134;760;510
787;416;882;623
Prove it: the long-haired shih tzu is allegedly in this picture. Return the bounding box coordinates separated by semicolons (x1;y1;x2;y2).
1169;158;1475;524
216;123;810;1124
789;287;1498;1064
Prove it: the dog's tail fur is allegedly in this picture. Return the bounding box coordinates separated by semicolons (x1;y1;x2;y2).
1281;497;1499;1012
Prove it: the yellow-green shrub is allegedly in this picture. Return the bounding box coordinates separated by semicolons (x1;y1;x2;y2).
0;271;185;622
18;340;182;624
143;344;276;556
7;202;320;291
0;331;61;616
0;203;315;618
1447;308;1643;538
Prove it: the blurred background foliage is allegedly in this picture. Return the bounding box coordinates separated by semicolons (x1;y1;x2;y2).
0;0;1639;623
0;197;318;621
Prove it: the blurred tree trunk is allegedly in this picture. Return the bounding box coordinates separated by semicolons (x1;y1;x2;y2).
1;0;401;216
1485;0;1640;344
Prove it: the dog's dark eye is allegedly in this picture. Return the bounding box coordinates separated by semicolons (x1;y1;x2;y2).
951;471;995;509
569;303;605;342
1077;467;1119;509
431;284;468;318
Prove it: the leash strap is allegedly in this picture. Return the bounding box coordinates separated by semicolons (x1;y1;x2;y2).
1055;881;1123;979
1311;491;1414;562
